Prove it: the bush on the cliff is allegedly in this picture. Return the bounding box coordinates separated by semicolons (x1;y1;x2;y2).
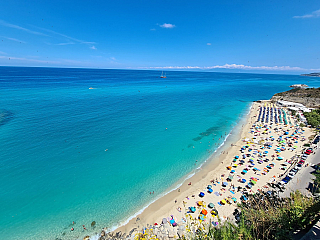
304;110;320;127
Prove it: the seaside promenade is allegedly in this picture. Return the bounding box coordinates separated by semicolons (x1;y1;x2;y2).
102;101;318;240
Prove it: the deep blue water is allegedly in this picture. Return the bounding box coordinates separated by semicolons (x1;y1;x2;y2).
0;67;319;239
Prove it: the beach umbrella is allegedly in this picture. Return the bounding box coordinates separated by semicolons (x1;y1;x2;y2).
212;221;219;226
199;214;205;221
222;182;228;186
208;188;213;193
189;207;196;213
199;192;205;197
170;219;175;225
220;199;226;205
233;159;237;162
162;218;168;224
251;180;257;184
214;192;220;196
201;209;208;215
241;195;248;201
232;197;237;203
197;201;204;206
208;203;215;208
230;170;235;173
235;156;239;159
241;179;247;183
211;209;219;216
207;185;212;189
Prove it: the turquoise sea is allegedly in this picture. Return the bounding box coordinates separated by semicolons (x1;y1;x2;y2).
0;67;319;240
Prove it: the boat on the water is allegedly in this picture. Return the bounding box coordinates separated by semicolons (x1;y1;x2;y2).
160;71;167;78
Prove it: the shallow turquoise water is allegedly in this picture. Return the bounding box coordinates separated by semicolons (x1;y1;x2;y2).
0;67;319;239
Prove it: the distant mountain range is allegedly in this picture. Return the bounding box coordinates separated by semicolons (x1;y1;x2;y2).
301;73;320;77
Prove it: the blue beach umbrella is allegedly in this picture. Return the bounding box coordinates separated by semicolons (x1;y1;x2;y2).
189;207;196;213
208;188;213;193
199;192;205;197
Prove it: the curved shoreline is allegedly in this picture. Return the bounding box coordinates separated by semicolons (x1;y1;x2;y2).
104;102;255;237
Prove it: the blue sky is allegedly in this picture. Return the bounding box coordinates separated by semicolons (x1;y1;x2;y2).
0;0;319;73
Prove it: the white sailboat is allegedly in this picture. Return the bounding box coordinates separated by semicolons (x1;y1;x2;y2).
160;71;167;78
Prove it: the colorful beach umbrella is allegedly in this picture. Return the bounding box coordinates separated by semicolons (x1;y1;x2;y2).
189;207;196;213
211;209;219;216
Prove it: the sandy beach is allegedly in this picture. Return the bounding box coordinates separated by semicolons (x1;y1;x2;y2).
108;100;313;239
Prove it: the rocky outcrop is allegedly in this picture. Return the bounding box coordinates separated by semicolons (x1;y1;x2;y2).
270;87;320;108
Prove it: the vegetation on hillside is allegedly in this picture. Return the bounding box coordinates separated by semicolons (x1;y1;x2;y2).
274;87;320;98
312;169;320;194
177;191;320;240
304;109;320;127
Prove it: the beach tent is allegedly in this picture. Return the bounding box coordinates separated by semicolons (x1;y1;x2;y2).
208;203;215;208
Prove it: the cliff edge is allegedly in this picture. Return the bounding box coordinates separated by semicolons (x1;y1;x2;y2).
271;87;320;108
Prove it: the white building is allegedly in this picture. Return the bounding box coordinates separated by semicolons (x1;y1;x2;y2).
277;100;311;112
